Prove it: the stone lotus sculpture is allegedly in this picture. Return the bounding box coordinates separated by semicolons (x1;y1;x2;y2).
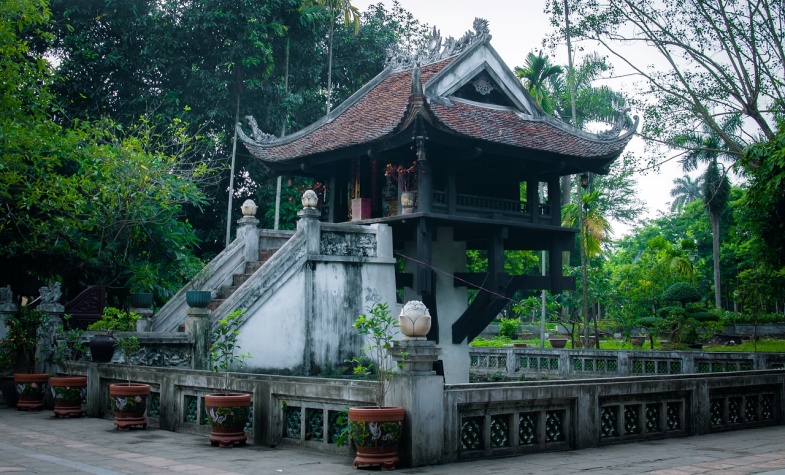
240;199;257;217
398;301;431;339
301;189;318;209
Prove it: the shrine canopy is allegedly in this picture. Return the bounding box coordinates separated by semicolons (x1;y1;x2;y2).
239;18;637;231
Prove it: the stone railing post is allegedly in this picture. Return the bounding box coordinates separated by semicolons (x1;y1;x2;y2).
297;190;321;255
387;301;444;467
37;283;65;374
237;199;260;263
0;285;17;341
186;307;211;370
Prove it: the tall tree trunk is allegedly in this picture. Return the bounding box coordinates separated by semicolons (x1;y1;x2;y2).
326;12;334;114
711;213;722;308
562;0;577;207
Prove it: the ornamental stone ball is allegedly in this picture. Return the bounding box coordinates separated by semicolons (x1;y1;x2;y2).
241;199;258;217
399;300;431;339
301;189;318;209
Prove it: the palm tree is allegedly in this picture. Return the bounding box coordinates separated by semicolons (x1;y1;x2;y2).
669;175;704;212
673;115;739;308
301;0;360;114
563;189;612;347
514;51;563;115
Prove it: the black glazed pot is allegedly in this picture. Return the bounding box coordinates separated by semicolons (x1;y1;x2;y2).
186;290;212;308
129;292;153;308
89;334;117;363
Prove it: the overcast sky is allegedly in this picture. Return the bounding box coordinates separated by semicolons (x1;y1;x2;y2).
352;0;690;236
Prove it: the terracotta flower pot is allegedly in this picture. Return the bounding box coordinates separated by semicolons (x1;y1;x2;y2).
14;373;49;411
50;376;87;418
348;406;405;470
109;383;151;430
204;393;251;448
548;337;569;349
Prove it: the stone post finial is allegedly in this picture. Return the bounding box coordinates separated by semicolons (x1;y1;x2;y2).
399;300;431;340
241;199;258;217
301;189;318;209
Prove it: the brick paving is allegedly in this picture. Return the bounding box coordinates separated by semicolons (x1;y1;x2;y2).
2;408;785;474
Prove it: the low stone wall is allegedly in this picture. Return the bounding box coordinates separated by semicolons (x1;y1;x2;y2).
469;347;785;380
68;362;374;455
444;370;785;463
60;359;785;468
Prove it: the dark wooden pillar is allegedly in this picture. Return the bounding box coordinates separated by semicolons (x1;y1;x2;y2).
415;219;432;295
488;227;508;298
548;177;560;225
416;135;432;213
526;177;538;220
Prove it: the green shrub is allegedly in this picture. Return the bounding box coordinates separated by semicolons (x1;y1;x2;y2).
498;318;520;339
87;307;139;333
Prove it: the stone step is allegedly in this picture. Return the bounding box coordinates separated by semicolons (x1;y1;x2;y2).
245;261;263;274
233;273;253;287
208;299;225;311
219;286;238;299
259;249;278;262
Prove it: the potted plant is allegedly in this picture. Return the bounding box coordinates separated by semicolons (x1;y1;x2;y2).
109;335;150;430
384;162;418;214
548;333;569;349
204;310;251;448
86;307;139;362
347;302;405;470
128;262;156;309
1;307;50;410
50;315;88;417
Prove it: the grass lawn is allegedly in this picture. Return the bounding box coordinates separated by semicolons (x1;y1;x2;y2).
470;336;785;352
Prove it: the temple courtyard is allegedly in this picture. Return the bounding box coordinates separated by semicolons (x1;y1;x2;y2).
1;409;785;474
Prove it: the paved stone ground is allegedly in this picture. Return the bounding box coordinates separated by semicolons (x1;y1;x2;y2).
2;408;785;474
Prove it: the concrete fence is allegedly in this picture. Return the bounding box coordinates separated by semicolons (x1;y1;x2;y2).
470;347;785;380
62;358;785;468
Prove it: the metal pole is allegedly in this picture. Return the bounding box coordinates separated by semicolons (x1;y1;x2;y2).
225;96;240;247
274;176;282;230
541;250;546;348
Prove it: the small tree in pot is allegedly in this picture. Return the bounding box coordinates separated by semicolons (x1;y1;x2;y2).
205;310;252;448
1;307;50;410
346;302;405;470
50;315;88;417
109;335;151;430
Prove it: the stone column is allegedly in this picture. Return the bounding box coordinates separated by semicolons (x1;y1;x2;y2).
387;301;444;468
186;307;211;370
297;190;321;254
133;307;154;332
37;283;64;374
237;199;260;263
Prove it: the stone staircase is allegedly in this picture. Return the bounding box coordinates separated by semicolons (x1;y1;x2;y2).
208;249;278;311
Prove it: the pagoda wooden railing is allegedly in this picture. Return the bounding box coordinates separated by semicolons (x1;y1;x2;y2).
432;190;550;221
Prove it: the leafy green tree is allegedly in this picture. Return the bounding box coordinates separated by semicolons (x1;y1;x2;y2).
545;0;784;157
0;0;218;300
739;122;785;269
300;0;360;113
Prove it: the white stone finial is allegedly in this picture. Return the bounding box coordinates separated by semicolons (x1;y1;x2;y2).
399;300;431;339
241;199;258;217
302;190;318;209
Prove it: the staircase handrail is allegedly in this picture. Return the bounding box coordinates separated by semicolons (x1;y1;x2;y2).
211;227;308;326
153;237;247;332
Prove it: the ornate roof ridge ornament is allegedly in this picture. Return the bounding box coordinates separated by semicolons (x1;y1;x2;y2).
236;115;277;145
596;106;637;141
386;18;492;72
